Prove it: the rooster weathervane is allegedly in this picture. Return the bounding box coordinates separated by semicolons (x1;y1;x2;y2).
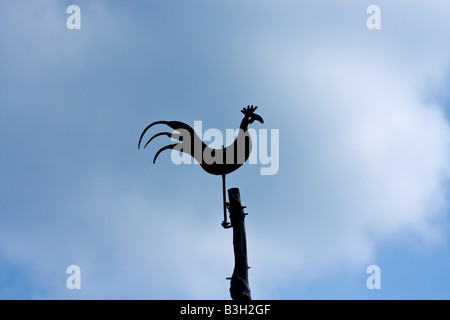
138;105;264;228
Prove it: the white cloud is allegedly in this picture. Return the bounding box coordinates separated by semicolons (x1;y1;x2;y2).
240;23;450;296
1;1;450;299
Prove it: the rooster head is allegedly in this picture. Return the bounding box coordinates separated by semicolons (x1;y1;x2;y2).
241;105;264;125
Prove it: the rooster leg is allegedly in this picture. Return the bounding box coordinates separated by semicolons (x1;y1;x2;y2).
143;132;181;149
153;143;178;164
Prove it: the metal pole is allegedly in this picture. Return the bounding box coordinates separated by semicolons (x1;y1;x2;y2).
227;187;251;301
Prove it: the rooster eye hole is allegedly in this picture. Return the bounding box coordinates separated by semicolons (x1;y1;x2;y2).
178;136;183;141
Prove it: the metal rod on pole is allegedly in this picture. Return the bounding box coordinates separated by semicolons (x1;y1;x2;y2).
222;174;227;223
221;174;231;228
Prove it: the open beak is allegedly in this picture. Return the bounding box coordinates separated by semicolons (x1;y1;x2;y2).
252;114;264;124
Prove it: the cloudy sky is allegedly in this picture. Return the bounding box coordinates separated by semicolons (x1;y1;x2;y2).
1;0;450;299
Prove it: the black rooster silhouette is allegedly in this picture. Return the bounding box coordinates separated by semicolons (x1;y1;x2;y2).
138;105;264;227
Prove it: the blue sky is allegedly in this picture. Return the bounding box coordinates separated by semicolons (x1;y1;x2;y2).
1;0;450;299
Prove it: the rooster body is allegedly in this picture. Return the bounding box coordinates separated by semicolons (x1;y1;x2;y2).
138;106;264;176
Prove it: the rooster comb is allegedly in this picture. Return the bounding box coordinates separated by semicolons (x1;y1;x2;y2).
241;105;258;116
